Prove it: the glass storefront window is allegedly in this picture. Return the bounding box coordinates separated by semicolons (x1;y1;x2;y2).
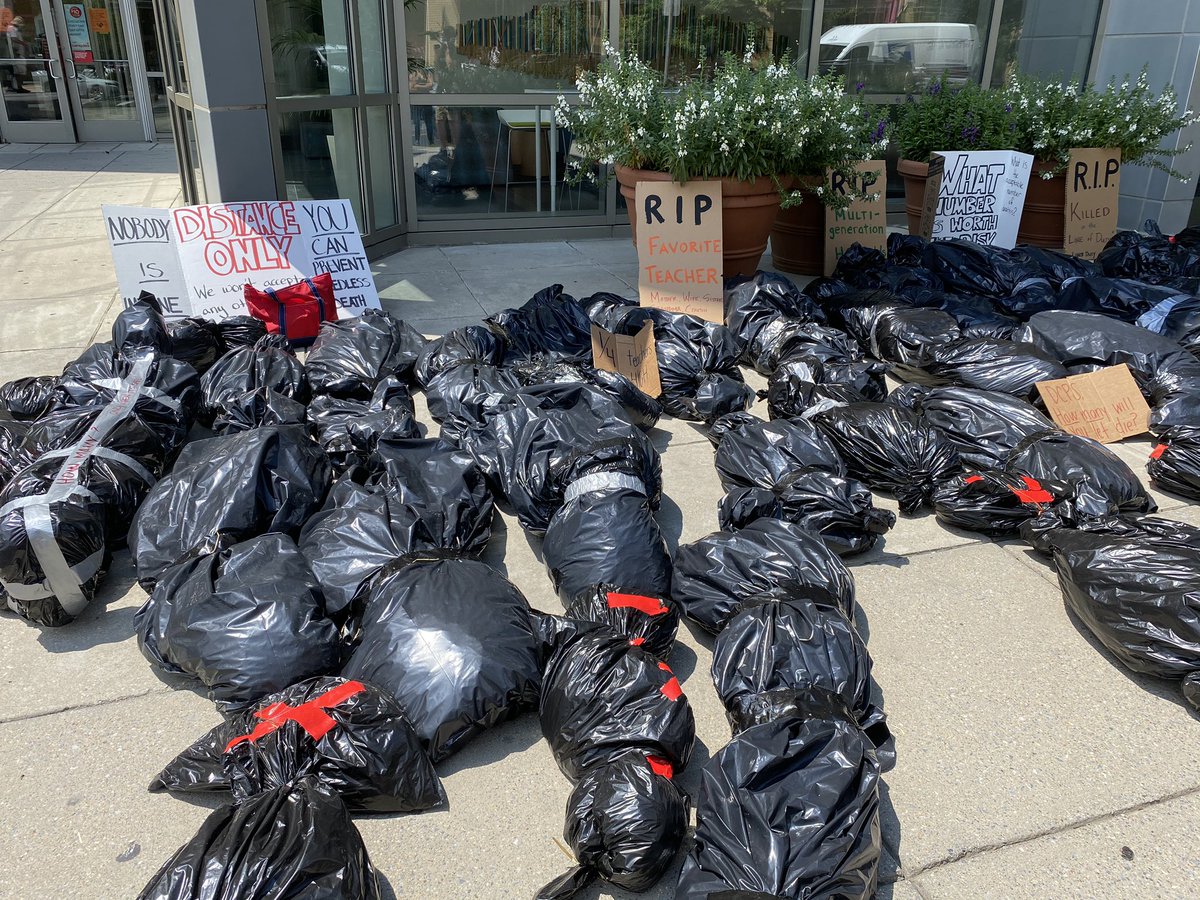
358;0;387;93
989;0;1101;87
279;108;363;225
0;2;63;123
412;104;605;219
404;1;607;94
818;0;993;94
366;105;397;230
267;0;351;97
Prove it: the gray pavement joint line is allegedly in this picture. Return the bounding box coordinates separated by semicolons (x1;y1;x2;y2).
903;781;1200;879
0;684;172;726
35;149;133;217
904;876;935;900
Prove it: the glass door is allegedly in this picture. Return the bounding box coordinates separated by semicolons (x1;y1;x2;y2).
0;0;75;142
52;0;143;141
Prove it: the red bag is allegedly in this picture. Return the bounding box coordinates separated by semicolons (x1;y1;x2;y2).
244;273;338;347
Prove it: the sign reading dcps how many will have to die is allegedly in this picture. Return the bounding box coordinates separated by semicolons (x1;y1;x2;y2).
635;180;724;324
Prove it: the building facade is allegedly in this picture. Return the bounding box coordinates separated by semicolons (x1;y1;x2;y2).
14;1;1195;251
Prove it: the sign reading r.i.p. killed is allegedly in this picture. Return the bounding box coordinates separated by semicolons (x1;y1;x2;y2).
824;160;887;275
635;180;724;323
103;204;190;320
923;150;1033;248
1064;147;1121;261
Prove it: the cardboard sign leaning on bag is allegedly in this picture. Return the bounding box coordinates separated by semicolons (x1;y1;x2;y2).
591;320;662;398
824;161;888;275
634;180;725;324
1035;364;1150;444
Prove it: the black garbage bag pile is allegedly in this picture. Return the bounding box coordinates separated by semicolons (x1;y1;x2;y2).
535;622;695;899
485;284;593;363
710;414;894;556
921;238;1060;318
1147;426;1200;499
562;585;680;661
933;470;1065;537
725;271;825;363
198;333;309;434
1057;275;1187;323
764;356;890;420
828;237;945;299
304;308;426;398
423;361;524;444
1155;292;1200;358
128;425;331;590
1029;515;1200;712
1097;220;1200;282
812;402;962;514
135;532;342;711
164;317;224;375
591;303;754;422
0;375;59;421
413;323;504;388
510;356;662;431
306;377;421;472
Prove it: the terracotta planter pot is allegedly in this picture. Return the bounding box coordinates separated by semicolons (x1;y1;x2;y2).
769;176;824;275
1017;159;1066;248
897;158;929;236
616;165;790;278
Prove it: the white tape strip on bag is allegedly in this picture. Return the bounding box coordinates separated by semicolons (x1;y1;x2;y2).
563;472;647;503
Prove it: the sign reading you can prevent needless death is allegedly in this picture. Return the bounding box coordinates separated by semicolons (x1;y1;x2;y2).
1064;148;1121;261
1035;364;1150;444
920;150;1034;248
104;200;380;321
635;180;724;324
824;161;887;275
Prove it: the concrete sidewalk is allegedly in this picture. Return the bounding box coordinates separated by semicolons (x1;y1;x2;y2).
1;149;1200;900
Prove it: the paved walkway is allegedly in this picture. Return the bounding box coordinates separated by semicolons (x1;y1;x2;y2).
1;147;1199;899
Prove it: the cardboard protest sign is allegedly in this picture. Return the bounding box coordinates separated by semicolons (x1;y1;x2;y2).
103;205;190;320
1064;148;1121;261
917;154;944;241
590;320;662;398
635;180;724;324
1035;364;1150;444
173;200;380;320
925;150;1033;248
824;161;887;275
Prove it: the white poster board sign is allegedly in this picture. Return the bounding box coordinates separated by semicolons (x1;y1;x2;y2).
103;205;190;321
929;150;1033;248
102;200;380;322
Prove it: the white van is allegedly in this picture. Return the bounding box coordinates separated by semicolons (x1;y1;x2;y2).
818;22;981;90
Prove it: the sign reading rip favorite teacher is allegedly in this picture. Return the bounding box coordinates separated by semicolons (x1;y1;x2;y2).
635;180;724;323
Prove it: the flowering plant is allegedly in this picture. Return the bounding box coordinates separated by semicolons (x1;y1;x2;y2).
889;75;1017;162
1006;71;1200;180
555;46;886;205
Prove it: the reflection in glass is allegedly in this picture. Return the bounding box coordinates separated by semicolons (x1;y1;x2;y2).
1;0;62;122
148;74;169;134
366;105;397;230
279;108;363;226
180;105;205;202
404;1;607;94
412;105;604;219
267;0;351;98
75;61;137;120
989;0;1101;88
818;0;992;94
358;0;387;93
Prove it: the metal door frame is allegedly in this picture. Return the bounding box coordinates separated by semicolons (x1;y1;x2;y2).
0;0;76;142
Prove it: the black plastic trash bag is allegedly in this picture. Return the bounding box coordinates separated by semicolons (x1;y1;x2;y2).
713;414;846;485
129;425;331;590
1157;292;1200;358
900;385;1058;469
921;337;1068;397
1147;426;1200;499
1004;430;1155;520
1034;519;1200;712
672;519;855;634
214;315;267;350
414;324;504;387
0;419;29;490
764;357;889;420
563;585;679;660
1096;220;1200;282
725;270;824;354
541;479;672;607
871;305;962;379
51;342;201;428
423;362;524;444
137;776;381;900
137;533;342;711
149;675;445;813
1057;275;1183;322
304;309;426;398
113;291;173;359
711;594;889;745
675;696;881;900
165;317;224;375
306;377;421;472
933;470;1063;536
299;437;494;620
199;333;308;427
1011;244;1101;286
342;558;540;761
0;375;59;421
540;627;695;781
536;751;690;900
210;386;309;436
813;402;962;514
466;383;661;534
511;357;663;431
937;294;1021;340
485;284;594;363
922;238;1058;317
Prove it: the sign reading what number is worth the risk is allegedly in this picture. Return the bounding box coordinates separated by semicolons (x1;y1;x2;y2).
1064;147;1121;261
635;180;724;324
824;160;887;276
104;200;380;322
920;150;1034;248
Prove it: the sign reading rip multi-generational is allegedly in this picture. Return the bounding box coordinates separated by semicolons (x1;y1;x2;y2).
1064;147;1121;260
635;180;724;324
924;150;1034;248
102;200;380;321
824;160;888;275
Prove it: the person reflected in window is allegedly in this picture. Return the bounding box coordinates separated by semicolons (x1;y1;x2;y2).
408;45;436;146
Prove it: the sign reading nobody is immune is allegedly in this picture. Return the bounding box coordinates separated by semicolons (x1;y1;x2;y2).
635;180;724;324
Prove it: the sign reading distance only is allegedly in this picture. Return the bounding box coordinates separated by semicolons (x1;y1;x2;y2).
635;180;724;323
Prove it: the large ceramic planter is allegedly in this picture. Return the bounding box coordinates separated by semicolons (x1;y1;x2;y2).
768;176;824;275
1017;159;1066;248
897;158;929;235
616;165;790;278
